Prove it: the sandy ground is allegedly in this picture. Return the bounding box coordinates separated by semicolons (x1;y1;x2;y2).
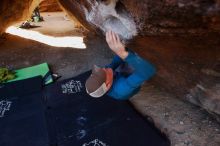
0;12;220;146
19;12;83;36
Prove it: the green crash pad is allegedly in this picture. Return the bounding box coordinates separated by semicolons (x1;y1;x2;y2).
7;63;53;85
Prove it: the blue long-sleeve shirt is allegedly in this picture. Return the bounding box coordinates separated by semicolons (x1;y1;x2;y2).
107;51;156;100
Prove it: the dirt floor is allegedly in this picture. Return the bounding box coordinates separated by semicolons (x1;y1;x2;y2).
0;12;220;146
29;12;83;36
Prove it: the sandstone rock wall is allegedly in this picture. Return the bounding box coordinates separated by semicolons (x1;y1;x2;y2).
120;0;220;35
39;0;62;12
0;0;42;34
128;35;220;121
56;0;220;37
1;0;220;35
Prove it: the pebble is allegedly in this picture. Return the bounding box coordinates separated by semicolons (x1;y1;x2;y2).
180;121;184;125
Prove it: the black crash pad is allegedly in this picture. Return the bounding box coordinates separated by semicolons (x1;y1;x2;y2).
44;71;170;146
0;71;170;146
0;76;49;146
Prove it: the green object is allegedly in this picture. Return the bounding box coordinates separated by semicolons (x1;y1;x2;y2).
33;16;40;22
0;68;16;83
7;63;53;85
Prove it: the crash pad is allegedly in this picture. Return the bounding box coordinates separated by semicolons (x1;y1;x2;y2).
44;71;170;146
7;63;53;85
0;71;170;146
0;76;50;146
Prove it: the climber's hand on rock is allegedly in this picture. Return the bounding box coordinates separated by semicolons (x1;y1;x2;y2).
106;30;128;59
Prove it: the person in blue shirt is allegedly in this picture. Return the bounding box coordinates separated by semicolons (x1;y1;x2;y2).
85;30;156;100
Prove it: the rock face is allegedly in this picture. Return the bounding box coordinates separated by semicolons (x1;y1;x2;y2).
39;0;62;12
0;0;220;121
0;0;220;35
128;35;220;122
0;0;41;35
57;0;220;36
120;0;220;35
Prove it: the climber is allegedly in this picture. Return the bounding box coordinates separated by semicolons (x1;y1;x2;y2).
85;30;156;100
